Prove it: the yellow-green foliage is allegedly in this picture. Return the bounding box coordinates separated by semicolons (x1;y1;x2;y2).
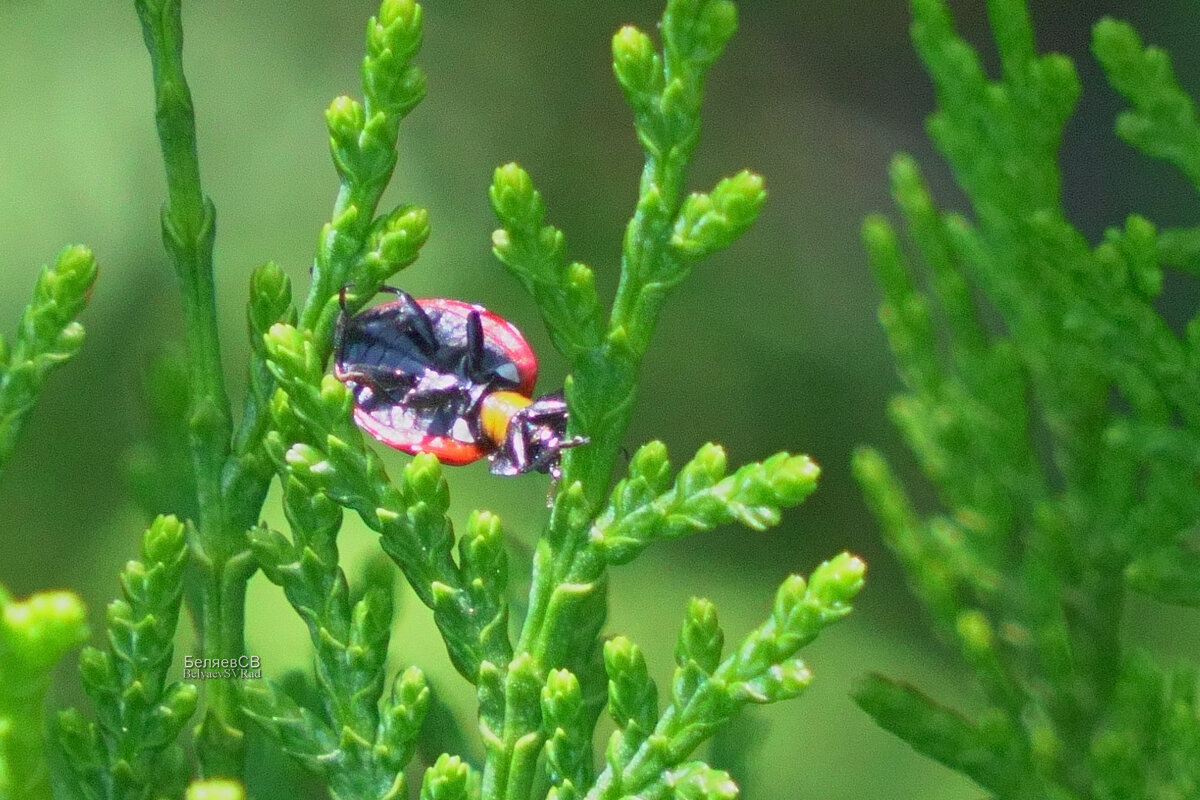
3;0;861;798
254;2;863;798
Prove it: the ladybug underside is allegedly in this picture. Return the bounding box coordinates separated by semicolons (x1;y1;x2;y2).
335;289;586;479
337;302;523;450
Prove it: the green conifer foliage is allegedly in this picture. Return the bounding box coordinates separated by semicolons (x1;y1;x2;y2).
241;1;865;798
855;1;1200;797
3;0;863;796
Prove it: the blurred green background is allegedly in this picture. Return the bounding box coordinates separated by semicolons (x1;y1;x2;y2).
2;0;1198;797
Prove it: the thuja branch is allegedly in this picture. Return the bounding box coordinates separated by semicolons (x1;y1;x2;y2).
0;136;95;800
259;329;503;800
491;2;763;505
0;586;88;800
255;3;862;799
224;0;428;532
132;0;430;780
483;2;770;796
243;482;430;800
56;516;197;800
238;4;449;795
134;0;250;778
0;246;98;480
855;0;1200;796
587;553;863;800
261;325;512;683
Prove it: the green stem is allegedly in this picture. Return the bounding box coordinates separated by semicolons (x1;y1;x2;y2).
195;550;256;776
135;0;245;777
478;40;710;794
476;379;620;800
297;142;396;343
609;152;687;355
536;140;694;640
569;113;694;507
0;374;37;482
221;103;394;538
554;152;691;520
480;111;694;800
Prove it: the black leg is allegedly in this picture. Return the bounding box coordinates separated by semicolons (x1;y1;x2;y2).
377;286;439;354
403;371;466;408
463;309;485;380
334;363;410;387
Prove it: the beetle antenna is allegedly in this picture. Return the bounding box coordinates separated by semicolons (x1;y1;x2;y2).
333;285;352;370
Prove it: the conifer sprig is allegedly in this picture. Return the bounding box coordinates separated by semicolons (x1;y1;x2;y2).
95;0;862;796
261;324;512;682
130;0;432;778
856;1;1200;796
56;516;195;800
0;246;98;480
414;3;863;798
0;104;96;800
0;586;88;800
257;3;860;800
588;553;863;800
243;481;428;800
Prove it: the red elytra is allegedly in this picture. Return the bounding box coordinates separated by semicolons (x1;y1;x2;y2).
352;409;484;464
335;294;540;465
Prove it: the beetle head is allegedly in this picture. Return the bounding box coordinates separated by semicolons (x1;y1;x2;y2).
488;392;588;479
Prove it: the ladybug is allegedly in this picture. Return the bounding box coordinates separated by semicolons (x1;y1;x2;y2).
333;287;587;478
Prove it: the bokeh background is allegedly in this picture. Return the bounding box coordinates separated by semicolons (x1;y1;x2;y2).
2;1;1199;797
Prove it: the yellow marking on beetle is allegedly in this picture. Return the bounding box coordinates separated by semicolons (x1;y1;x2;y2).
480;390;531;446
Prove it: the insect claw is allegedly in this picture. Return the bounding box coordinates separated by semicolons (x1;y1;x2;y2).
381;287;438;354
